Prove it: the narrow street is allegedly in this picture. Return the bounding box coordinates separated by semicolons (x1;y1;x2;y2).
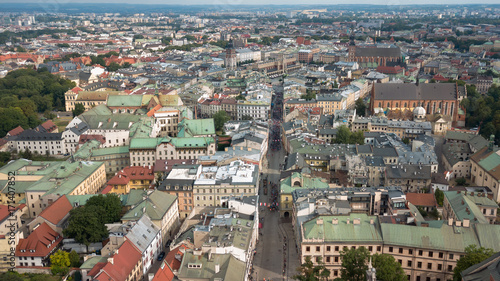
252;81;299;281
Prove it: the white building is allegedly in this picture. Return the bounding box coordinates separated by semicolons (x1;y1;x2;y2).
125;215;162;277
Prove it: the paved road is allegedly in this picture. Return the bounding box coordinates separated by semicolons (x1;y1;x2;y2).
253;82;302;281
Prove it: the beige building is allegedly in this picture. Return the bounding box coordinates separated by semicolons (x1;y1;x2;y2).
470;147;500;202
0;159;106;218
65;88;123;112
443;191;498;225
298;213;500;281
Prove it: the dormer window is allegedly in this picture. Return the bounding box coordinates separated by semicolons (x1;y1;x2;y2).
30;250;35;253
21;250;25;252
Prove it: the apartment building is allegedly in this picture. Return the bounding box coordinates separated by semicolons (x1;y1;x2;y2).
298;213;500;281
193;161;259;207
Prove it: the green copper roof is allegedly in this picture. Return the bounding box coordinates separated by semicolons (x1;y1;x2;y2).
91;145;129;157
122;190;177;221
302;214;382;243
381;223;479;252
107;95;143;107
281;172;329;194
130;138;161;149
177;119;215;138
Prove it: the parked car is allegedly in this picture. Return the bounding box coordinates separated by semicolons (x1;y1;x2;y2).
157;251;165;261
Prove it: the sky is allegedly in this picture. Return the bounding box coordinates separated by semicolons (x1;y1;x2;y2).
1;0;500;5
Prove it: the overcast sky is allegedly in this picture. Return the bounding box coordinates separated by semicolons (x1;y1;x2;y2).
2;0;500;5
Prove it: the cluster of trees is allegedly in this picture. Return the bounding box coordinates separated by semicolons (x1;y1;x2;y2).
355;98;367;117
63;194;121;251
162;43;202;52
0;272;59;281
213;110;230;132
0;69;75;137
0;28;76;44
460;84;500;144
50;249;80;276
210;40;229;49
332;125;364;145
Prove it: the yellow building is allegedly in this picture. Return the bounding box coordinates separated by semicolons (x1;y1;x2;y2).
280;172;329;218
104;166;155;195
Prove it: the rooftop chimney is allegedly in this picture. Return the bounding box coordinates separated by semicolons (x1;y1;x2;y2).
346;218;350;224
107;257;114;265
448;218;453;226
353;218;361;225
215;264;220;274
332;218;339;225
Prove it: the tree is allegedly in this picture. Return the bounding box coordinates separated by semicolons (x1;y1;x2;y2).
355;98;367;117
455;177;467;186
293;256;331;281
50;249;70;275
69;250;81;267
340;246;370;281
241;115;253;120
235;95;246;101
0;107;29;137
435;188;444;206
417;206;428;217
453;245;494;281
371;253;406;281
85;194;122;223
63;205;109;252
0;271;23;281
213;110;230;131
72;103;85;117
107;62;121;72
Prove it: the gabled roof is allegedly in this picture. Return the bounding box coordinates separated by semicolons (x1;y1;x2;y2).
122;190;177;221
405;192;438;207
16;222;62;257
7;126;24;137
39;195;72;225
152;260;175;281
95;240;142;281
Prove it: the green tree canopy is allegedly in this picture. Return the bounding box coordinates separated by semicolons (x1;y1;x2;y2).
371;253;407;281
293;256;331;281
63;205;109;250
72;103;85;117
332;125;364;145
355;98;367;117
50;249;70;275
340;246;370;281
435;188;444;206
85;194;122;224
213;110;230;131
453;245;494;281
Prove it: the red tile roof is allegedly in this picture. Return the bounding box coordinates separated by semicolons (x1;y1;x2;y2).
165;244;188;271
16;222;62;257
39;195;72;226
147;104;162;117
405;192;438;207
95;240;142;281
7;126;24;137
107;166;155;186
152;260;175;281
78;134;106;145
41;120;57;133
0;204;23;223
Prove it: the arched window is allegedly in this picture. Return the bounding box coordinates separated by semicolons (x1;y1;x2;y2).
413;102;416;107
395;103;399;108
379;102;382;108
404;103;407;108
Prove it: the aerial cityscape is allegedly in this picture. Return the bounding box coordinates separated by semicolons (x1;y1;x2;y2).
0;2;499;281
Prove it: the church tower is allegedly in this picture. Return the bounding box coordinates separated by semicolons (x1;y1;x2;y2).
225;41;237;70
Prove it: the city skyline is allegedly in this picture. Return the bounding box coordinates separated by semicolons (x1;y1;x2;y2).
1;1;500;5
